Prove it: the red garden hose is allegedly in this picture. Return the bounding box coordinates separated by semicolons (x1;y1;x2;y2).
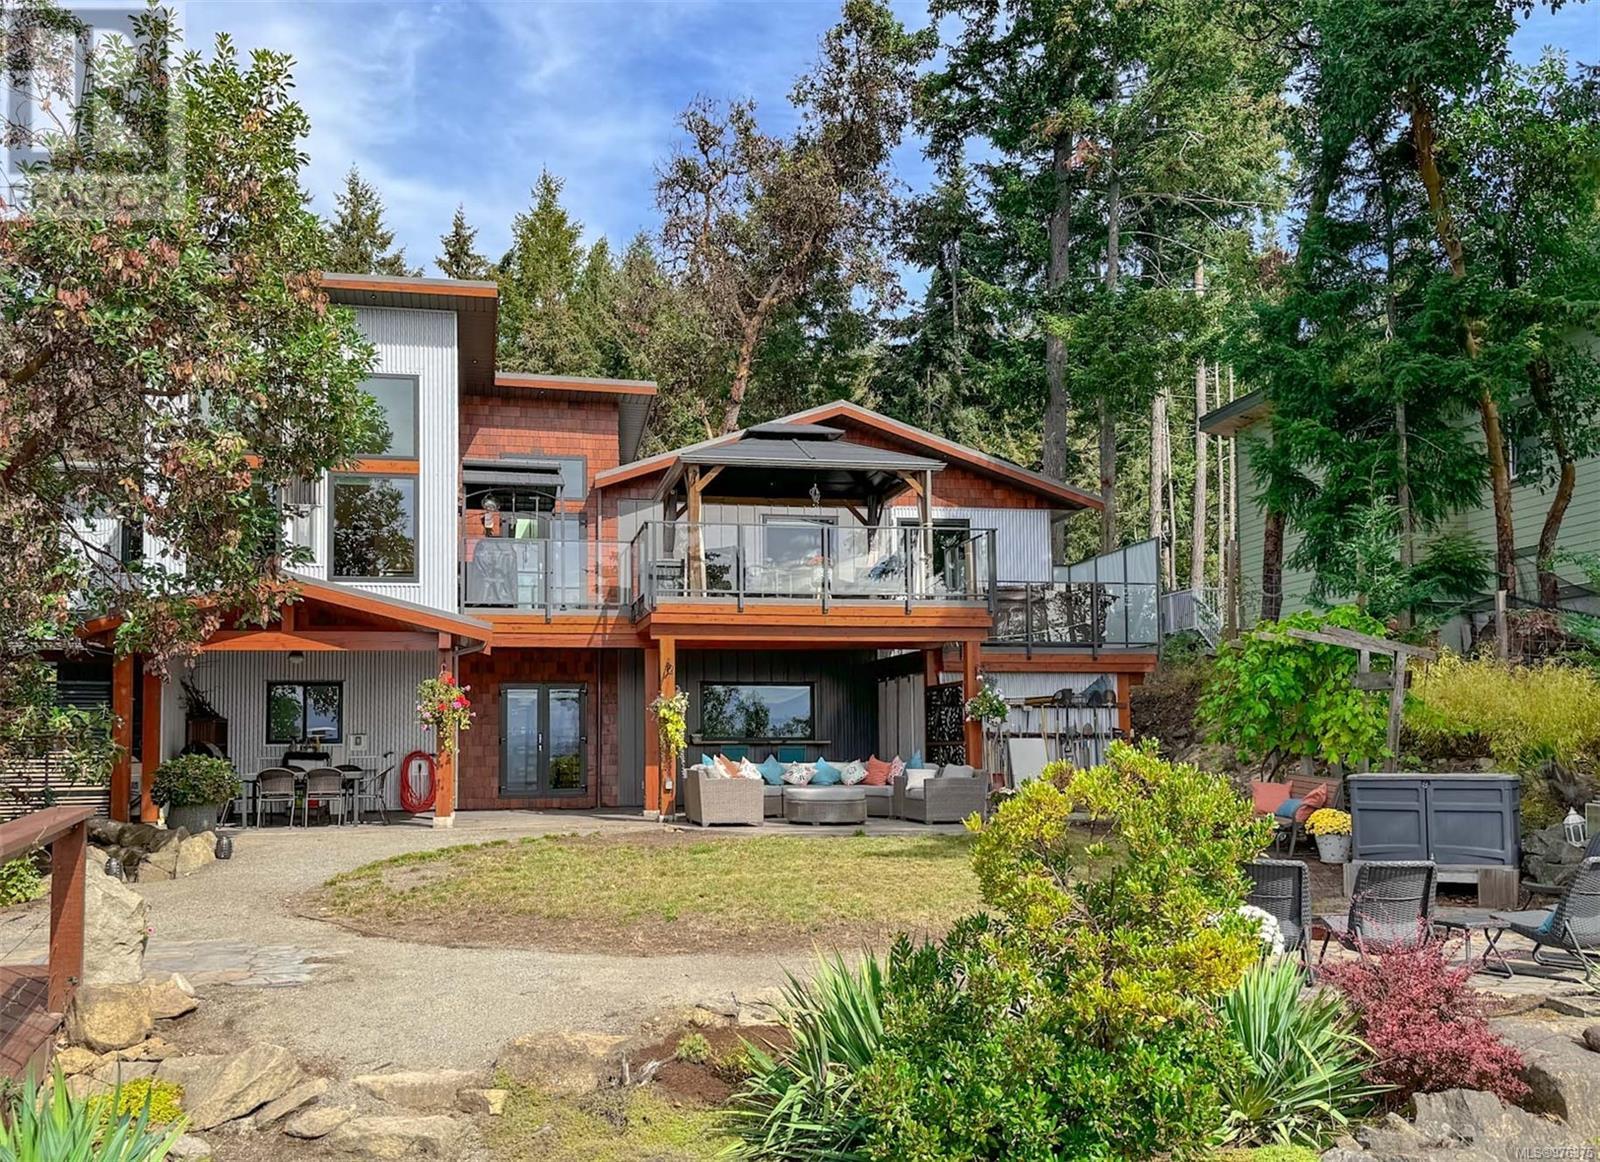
399;750;437;814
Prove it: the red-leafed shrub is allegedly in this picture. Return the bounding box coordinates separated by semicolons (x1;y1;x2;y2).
1321;940;1527;1106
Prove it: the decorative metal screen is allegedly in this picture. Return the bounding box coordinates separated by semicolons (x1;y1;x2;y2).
925;681;966;766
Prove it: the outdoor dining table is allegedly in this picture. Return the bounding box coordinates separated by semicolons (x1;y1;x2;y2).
240;765;374;826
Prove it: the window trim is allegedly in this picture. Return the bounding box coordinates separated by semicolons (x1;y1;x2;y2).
328;472;420;583
357;374;421;461
697;681;817;742
265;680;345;745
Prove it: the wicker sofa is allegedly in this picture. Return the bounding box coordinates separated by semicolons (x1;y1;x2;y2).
683;768;763;827
893;765;989;824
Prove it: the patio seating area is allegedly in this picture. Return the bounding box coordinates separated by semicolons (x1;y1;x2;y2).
231;750;399;829
681;755;991;827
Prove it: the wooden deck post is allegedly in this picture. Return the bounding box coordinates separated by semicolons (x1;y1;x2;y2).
139;667;161;823
110;655;134;822
434;638;456;828
961;639;984;769
658;638;678;818
643;644;662;816
922;647;942;688
1115;672;1133;738
47;817;86;1013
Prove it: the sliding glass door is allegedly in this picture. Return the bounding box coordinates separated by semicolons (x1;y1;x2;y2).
501;684;586;797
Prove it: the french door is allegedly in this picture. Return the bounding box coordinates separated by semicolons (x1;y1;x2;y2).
500;684;586;797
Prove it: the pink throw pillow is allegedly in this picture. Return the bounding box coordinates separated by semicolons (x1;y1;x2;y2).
1294;783;1329;823
1251;780;1291;816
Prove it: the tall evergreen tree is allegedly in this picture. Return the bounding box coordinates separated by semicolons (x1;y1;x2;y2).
436;204;489;279
496;169;603;374
325;166;419;276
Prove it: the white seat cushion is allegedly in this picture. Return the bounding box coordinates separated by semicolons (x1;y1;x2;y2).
904;768;934;794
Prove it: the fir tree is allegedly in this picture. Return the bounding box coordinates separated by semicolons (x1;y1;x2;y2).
325;166;419;276
436;204;489;280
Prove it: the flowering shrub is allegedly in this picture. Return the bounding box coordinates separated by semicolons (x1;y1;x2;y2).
415;671;473;756
1320;940;1528;1105
963;675;1009;726
1239;903;1286;956
1305;808;1351;837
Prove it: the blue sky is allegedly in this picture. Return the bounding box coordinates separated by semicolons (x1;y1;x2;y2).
186;1;1598;277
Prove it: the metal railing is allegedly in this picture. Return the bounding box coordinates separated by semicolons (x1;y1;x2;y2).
629;521;997;613
461;535;634;617
991;580;1161;652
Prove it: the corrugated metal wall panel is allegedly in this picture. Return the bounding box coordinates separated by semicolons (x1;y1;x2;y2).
678;649;877;760
615;649;645;807
172;651;435;808
887;506;1052;582
288;306;459;613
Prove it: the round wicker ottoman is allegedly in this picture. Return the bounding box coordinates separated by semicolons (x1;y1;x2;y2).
783;785;868;825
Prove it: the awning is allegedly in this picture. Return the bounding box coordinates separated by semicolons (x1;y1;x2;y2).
463;459;563;490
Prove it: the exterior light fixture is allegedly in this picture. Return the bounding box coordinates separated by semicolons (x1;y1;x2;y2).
1564;807;1587;849
287;650;305;666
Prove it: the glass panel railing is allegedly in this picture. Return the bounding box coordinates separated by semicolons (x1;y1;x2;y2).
991;580;1161;649
462;535;633;612
631;521;996;608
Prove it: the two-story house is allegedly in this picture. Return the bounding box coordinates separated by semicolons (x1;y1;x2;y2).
86;274;1160;824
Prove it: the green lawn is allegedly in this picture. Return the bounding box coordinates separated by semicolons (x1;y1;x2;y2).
310;831;991;953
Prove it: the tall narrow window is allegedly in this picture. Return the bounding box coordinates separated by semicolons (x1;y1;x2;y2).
357;375;418;459
331;475;417;579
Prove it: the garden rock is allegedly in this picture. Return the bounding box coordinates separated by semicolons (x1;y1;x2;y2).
495;1031;625;1095
52;1046;102;1076
1497;1017;1600;1137
143;972;197;1020
1583;1024;1600;1053
174;832;216;877
82;861;148;984
157;1043;305;1130
90;1058;156;1085
457;1087;508;1116
284;1104;353;1139
252;1077;329;1128
168;1135;213;1161
67;982;154;1051
353;1069;486;1111
1522;824;1589;888
1320;1088;1587;1161
324;1113;462;1158
139;843;181;881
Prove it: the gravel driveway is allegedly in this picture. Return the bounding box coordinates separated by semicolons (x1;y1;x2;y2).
133;812;805;1073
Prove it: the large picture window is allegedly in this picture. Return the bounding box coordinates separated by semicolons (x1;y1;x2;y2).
332;475;417;579
357;375;418;458
700;683;814;740
763;515;834;566
266;682;343;744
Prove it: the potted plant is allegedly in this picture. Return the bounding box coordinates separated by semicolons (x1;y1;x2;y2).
151;754;242;834
1305;808;1353;864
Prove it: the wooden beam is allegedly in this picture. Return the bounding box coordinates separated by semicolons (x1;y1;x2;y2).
110;656;134;823
434;645;456;828
139;668;161;823
962;640;983;768
1115;672;1132;737
644;644;662;815
47;816;86;1014
686;466;705;593
923;647;943;686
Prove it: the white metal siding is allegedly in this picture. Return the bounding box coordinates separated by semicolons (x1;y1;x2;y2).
888;506;1053;582
290;306;459;613
171;651;436;809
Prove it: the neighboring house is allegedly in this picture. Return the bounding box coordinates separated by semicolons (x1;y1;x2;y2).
1201;390;1600;627
80;274;1161;823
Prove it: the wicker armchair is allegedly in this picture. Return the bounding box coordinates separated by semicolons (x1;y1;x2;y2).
684;768;763;827
893;769;988;824
1317;860;1437;962
1245;858;1313;968
1490;856;1600;984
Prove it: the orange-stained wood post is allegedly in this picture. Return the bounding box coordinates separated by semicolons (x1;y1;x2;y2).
48;818;86;1013
139;668;161;823
658;638;678;818
110;655;135;822
1115;672;1133;738
433;639;456;828
961;639;984;769
643;644;662;815
922;647;942;688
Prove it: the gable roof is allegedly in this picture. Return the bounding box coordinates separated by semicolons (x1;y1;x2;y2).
595;400;1102;510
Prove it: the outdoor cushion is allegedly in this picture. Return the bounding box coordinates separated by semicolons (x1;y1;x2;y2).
700;753;717;770
736;758;764;781
1294;784;1329;822
715;754;740;777
811;758;842;786
1251;781;1292;816
863;755;892;786
839;760;867;786
889;756;905;780
904;768;934;794
910;750;924;768
940;764;976;779
1538;910;1558;935
1275;798;1303;820
782;762;816;786
759;755;785;785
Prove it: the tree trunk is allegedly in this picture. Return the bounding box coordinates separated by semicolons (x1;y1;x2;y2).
1261;507;1286;621
1041;132;1074;482
1190;265;1208;591
1150;390;1167;549
1099;174;1121;551
1529;356;1575;605
720;316;763;434
1410;99;1515;595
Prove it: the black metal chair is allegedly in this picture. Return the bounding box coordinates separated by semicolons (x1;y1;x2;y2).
1245;858;1313;968
1490;857;1600;985
1316;860;1437;962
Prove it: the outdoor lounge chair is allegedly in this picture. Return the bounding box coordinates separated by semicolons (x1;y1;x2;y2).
1245;858;1313;968
893;765;988;824
254;767;297;827
1316;860;1437;962
683;768;762;827
1488;856;1600;984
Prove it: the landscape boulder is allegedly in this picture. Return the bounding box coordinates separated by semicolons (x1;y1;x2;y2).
495;1031;625;1095
67;982;154;1052
456;1088;508;1116
174;832;216;877
283;1104;353;1140
1496;1016;1600;1138
1583;1024;1600;1054
157;1043;305;1130
142;973;197;1020
82;861;148;985
324;1113;463;1159
1320;1087;1586;1161
167;1136;213;1161
352;1069;487;1112
252;1077;329;1129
